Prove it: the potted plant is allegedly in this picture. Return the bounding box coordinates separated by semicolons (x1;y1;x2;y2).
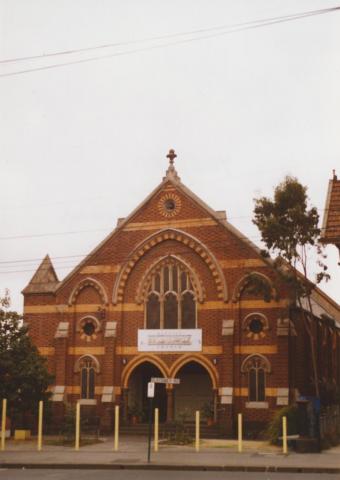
201;402;214;426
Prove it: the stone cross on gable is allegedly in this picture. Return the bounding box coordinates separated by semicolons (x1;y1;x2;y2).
163;148;180;181
166;149;177;165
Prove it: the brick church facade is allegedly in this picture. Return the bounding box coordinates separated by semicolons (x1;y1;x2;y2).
23;151;340;434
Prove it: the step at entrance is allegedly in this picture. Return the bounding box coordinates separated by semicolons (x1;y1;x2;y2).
120;422;224;439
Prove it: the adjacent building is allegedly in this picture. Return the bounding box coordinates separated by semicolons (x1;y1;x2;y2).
322;170;340;262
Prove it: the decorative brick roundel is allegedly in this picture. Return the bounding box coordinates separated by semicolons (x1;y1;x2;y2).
243;313;269;341
78;316;101;343
158;193;182;217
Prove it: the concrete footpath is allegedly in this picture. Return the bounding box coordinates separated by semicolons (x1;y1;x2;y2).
0;436;340;473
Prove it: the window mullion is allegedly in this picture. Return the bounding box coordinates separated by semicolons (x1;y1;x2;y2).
160;267;164;329
169;265;173;291
178;295;181;329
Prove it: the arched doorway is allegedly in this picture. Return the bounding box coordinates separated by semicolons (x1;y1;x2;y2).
128;362;167;422
174;362;214;420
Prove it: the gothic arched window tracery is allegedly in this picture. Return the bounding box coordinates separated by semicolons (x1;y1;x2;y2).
145;259;197;329
80;357;96;399
241;354;271;402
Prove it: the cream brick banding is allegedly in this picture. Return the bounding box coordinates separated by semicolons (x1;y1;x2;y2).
24;299;289;314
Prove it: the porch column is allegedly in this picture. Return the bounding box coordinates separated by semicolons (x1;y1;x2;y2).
166;386;174;423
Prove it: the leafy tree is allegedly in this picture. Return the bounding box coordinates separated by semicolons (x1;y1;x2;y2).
0;290;54;428
253;176;329;398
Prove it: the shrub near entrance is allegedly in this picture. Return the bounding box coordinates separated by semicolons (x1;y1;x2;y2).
266;405;298;444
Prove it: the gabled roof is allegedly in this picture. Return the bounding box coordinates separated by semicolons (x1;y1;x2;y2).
54;151;269;292
321;171;340;244
24;152;340;318
22;254;60;294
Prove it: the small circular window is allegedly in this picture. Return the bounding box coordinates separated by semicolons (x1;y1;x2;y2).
83;321;95;337
165;199;176;211
244;314;268;340
158;193;181;217
79;317;99;342
249;317;264;334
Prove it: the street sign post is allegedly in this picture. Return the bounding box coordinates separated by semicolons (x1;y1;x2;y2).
146;378;180;463
147;382;154;463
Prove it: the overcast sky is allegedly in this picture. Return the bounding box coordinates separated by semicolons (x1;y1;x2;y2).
1;0;340;313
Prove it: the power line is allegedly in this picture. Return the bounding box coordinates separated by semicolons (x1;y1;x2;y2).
1;6;339;79
0;238;268;272
0;264;78;275
1;6;337;65
0;254;87;265
0;227;110;241
1;234;332;275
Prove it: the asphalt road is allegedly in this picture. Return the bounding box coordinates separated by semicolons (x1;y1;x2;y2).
0;471;339;480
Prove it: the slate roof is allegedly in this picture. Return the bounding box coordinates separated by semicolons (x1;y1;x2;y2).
22;254;60;294
322;172;340;244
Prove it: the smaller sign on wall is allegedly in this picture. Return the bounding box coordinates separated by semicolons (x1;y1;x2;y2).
138;329;202;352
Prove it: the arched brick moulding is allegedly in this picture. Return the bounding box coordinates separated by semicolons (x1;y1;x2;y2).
112;228;228;304
240;354;271;374
76;315;102;333
135;254;205;304
68;277;109;306
232;272;278;303
74;354;101;373
242;312;269;331
121;354;170;388
169;353;219;389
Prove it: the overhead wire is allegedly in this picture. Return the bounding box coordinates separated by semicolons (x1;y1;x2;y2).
1;6;339;78
0;218;334;271
0;227;111;241
1;6;338;65
0;233;331;275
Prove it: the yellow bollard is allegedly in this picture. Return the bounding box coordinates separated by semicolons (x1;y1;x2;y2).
114;405;119;452
154;408;159;452
37;400;43;451
282;416;287;454
75;402;80;451
237;413;242;453
195;410;200;452
1;399;7;451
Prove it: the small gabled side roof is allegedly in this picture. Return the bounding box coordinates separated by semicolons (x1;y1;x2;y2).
22;254;60;294
321;171;340;244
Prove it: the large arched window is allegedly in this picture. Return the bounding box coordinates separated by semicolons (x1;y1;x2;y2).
145;259;196;329
241;355;271;402
80;357;95;399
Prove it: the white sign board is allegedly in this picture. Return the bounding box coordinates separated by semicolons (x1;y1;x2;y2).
147;382;155;398
138;329;202;352
151;377;180;385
